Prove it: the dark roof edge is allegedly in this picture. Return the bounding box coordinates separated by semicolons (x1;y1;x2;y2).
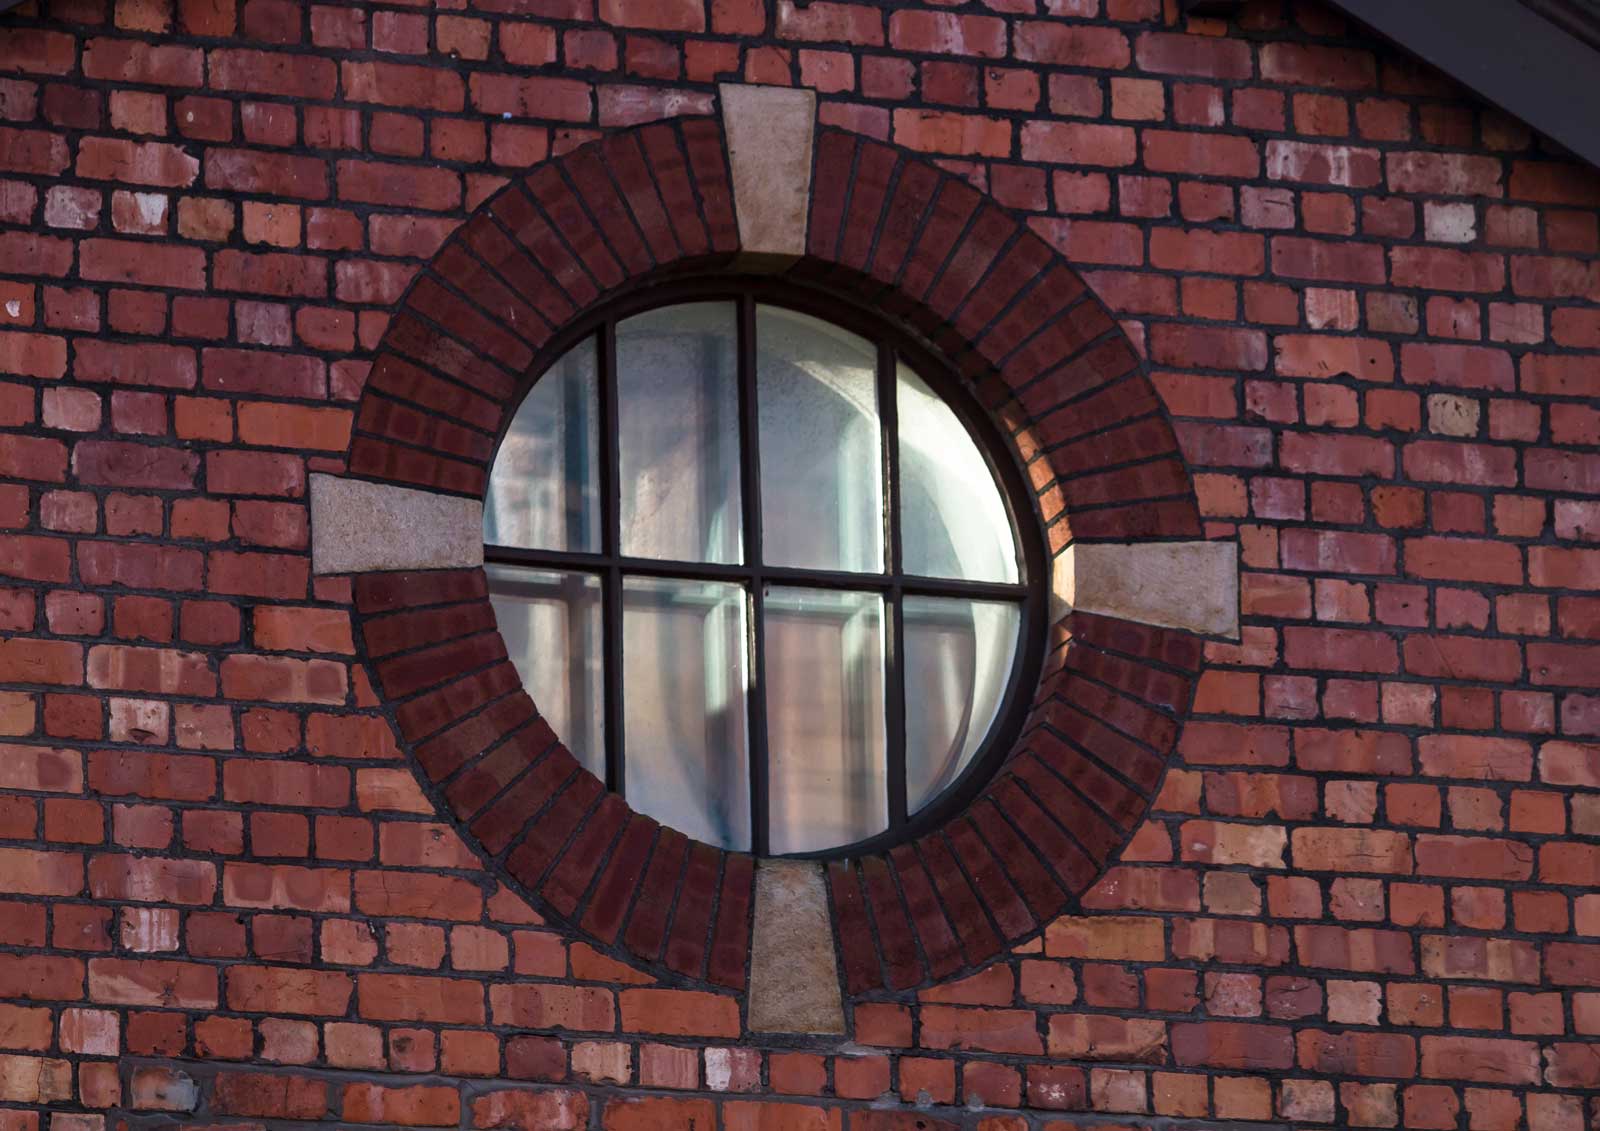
1326;0;1600;171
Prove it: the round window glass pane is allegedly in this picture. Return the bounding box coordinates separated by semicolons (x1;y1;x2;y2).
484;337;600;553
616;302;742;565
755;306;884;574
485;297;1030;856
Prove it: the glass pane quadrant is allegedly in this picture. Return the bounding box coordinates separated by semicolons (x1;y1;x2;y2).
622;576;752;851
903;596;1020;814
755;305;884;575
485;564;605;779
483;336;602;553
764;586;888;855
897;363;1019;584
616;302;743;565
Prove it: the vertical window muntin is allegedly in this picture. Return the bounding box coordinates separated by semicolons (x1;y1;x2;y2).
483;284;1042;858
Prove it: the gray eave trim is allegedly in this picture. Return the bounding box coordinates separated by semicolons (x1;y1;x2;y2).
1328;0;1600;172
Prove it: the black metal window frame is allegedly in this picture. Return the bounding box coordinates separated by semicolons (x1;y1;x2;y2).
483;276;1048;859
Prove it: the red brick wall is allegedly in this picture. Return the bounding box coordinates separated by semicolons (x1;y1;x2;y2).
1;0;1598;1129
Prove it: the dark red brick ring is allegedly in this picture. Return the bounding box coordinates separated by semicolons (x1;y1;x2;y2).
314;82;1239;1025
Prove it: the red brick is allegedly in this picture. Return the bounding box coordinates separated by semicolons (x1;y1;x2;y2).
79;543;204;591
221;655;345;704
0;434;64;484
76;137;198;187
1391;246;1506;293
469;74;591;122
1418;735;1532;780
344;1083;459;1126
1170;1022;1293;1070
1283;627;1398;674
1528;642;1600;688
88;854;213;904
87;644;214;696
207;451;306;498
1297;1030;1416;1077
1405;635;1523;683
1144;130;1258;178
474;1090;587;1130
1404;536;1522;584
1544;1043;1600;1087
1150;230;1264;275
0;846;81;897
1291;828;1412;874
1274;334;1394;381
223;760;349;808
1416;836;1534;881
83;38;203;85
89;749;214;801
1279;432;1393;477
213;252;328;299
1015;22;1128;68
1261;42;1375;88
0;953;81;1000
254;607;353;655
206;149;328;199
1134;31;1251;78
80;238;206;290
71;438;197;489
342;61;464;111
1271;235;1386;283
775;0;882;44
890;10;1005;58
917;1004;1042;1055
615;988;735;1037
1295;925;1415;973
88;957;217;1008
213;1070;329;1118
1267;140;1381;187
1387;151;1504;195
0;127;70;176
209;48;336;98
0;331;66;380
203;347;326;397
1418;1036;1539;1085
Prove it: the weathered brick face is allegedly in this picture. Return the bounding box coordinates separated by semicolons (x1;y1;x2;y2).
1;0;1599;1128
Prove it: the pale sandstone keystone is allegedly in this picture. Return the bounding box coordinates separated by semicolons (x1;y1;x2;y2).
747;859;844;1034
1052;540;1239;637
309;473;483;575
719;83;816;263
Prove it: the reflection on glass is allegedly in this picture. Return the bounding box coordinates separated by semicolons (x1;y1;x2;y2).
898;363;1018;583
484;337;601;552
481;302;1031;855
617;303;742;564
756;306;883;573
623;577;751;851
765;586;887;854
486;564;605;778
903;597;1020;813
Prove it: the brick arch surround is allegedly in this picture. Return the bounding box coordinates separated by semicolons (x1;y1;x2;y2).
330;94;1226;1003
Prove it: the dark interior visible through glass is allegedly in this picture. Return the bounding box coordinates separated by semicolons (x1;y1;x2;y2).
482;282;1044;857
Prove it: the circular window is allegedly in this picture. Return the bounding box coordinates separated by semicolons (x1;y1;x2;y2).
480;282;1044;857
